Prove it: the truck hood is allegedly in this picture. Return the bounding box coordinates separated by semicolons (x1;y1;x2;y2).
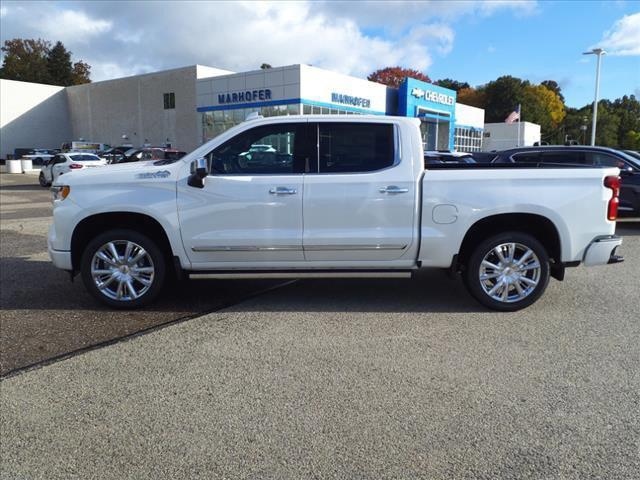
53;160;183;186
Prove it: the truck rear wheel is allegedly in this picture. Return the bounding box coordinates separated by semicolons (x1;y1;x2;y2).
80;229;166;309
464;232;550;311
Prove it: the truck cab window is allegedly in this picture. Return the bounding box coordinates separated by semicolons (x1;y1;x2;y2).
206;123;305;175
317;123;394;173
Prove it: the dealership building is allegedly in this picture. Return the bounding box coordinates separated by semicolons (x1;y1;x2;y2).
1;63;533;159
196;64;485;152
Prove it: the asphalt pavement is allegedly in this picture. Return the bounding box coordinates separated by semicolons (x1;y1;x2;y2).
1;171;639;479
0;172;282;376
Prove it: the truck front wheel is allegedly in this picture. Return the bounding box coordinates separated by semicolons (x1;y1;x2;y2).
464;232;550;311
80;229;166;309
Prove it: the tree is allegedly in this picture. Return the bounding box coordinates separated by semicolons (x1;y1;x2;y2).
612;95;640;146
621;130;640;150
457;87;486;109
522;84;566;132
46;41;73;86
481;75;530;123
541;80;564;102
260;63;272;69
0;38;51;84
0;38;91;85
367;67;431;88
434;78;470;92
70;60;91;85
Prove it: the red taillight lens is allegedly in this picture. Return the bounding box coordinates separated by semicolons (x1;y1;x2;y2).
604;175;620;221
69;163;83;169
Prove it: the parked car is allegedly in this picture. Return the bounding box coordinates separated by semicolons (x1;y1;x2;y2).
48;116;624;311
21;149;57;165
624;150;640;161
491;146;640;217
424;151;476;165
140;147;187;163
100;146;132;164
470;152;498;163
39;153;107;187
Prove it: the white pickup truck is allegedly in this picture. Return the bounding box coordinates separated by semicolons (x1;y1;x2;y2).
48;115;624;311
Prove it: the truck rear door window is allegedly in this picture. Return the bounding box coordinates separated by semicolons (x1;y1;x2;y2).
318;123;394;173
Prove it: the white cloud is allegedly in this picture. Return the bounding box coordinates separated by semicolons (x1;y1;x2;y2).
0;6;7;18
0;0;537;82
32;9;112;44
593;12;640;56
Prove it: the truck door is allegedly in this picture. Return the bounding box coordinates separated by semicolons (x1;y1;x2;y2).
177;122;310;266
302;121;416;262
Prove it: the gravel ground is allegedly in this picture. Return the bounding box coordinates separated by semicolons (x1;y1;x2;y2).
2;223;639;479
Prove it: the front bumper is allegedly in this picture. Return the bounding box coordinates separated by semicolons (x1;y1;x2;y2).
583;235;623;267
48;226;72;270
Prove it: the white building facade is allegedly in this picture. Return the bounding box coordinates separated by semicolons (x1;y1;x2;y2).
2;63;526;160
483;122;542;151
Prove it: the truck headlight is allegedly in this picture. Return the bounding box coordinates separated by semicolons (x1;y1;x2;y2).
51;185;70;201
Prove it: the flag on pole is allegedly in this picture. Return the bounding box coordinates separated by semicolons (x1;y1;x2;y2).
505;104;521;123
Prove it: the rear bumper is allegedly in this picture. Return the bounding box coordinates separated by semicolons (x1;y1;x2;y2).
583;235;623;267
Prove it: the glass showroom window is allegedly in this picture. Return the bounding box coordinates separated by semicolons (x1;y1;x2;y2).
454;127;482;152
202;104;302;143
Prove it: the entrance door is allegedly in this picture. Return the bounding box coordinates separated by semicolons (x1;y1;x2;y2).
178;122;309;267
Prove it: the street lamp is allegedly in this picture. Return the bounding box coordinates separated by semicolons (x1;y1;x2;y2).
583;48;606;146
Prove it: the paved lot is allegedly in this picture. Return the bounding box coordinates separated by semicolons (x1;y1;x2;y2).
0;172;282;376
1;171;639;479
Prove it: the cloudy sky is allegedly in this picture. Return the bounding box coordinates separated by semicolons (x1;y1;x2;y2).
0;0;638;107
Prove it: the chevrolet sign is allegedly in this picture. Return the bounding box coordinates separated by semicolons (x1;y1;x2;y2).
411;87;454;106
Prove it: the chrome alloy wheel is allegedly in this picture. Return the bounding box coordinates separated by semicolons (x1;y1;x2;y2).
90;240;155;301
478;242;541;304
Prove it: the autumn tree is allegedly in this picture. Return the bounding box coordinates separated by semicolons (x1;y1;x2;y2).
522;84;566;132
368;67;431;88
70;60;91;85
0;38;51;84
456;87;486;109
541;80;564;102
434;78;470;92
0;38;91;85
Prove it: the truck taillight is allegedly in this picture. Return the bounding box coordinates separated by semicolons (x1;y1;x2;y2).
604;175;620;221
69;163;83;169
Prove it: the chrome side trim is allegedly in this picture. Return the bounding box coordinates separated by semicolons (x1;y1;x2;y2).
192;245;301;252
304;244;408;251
192;244;408;252
189;271;412;279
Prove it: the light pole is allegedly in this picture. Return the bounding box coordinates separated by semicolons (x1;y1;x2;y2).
583;48;606;146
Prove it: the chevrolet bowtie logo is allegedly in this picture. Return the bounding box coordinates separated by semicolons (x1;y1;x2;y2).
411;88;425;99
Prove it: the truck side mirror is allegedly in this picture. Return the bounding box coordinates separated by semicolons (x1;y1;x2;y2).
188;157;209;188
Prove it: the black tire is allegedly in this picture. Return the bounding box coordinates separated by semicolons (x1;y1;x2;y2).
464;232;550;312
38;172;50;187
80;229;166;309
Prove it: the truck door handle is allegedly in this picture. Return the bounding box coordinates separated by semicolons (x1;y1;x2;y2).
269;186;297;195
379;186;409;194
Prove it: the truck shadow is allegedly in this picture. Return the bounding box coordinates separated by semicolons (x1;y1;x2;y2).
0;256;482;314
